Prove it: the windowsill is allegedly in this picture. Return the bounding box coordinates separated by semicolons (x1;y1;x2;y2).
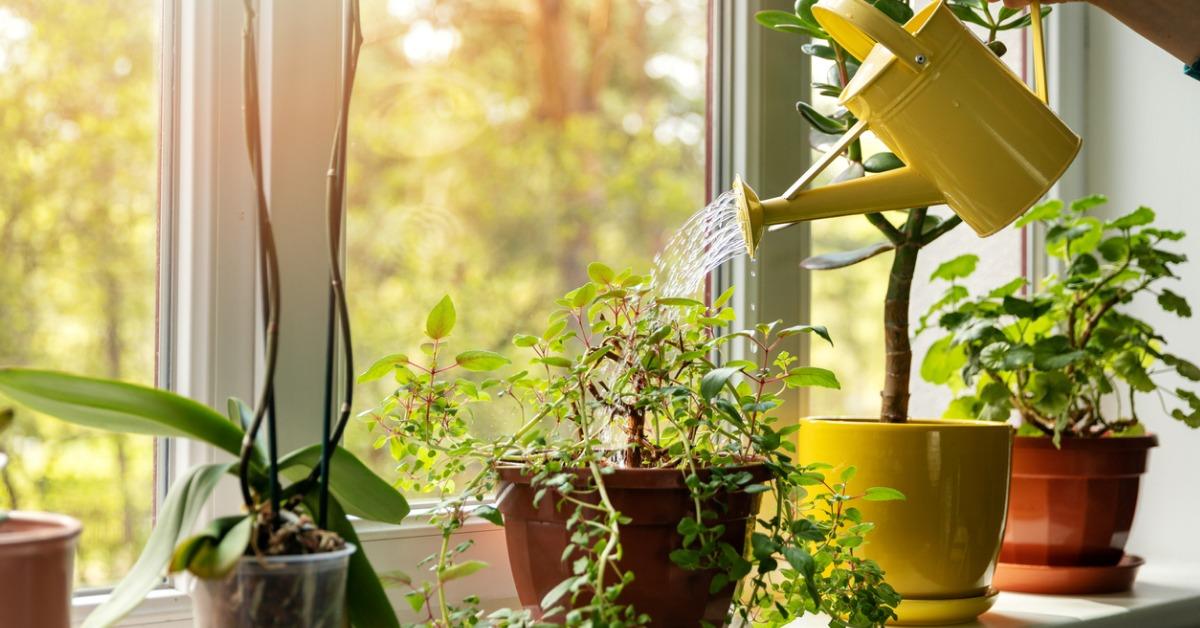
788;564;1200;627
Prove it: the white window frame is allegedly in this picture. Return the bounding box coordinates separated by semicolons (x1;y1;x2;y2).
72;0;812;624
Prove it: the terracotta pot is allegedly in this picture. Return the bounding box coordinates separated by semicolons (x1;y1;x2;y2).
496;463;768;627
0;511;82;628
797;418;1013;626
1000;434;1157;567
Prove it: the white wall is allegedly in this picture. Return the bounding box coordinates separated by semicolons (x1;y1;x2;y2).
1082;6;1200;565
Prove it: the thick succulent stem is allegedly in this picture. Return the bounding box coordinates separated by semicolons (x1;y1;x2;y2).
879;209;926;423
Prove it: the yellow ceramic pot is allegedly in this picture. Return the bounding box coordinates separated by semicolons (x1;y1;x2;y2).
797;418;1013;625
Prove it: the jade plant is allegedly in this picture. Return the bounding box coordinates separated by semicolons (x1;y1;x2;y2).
0;2;407;627
920;195;1200;440
361;265;903;627
756;0;1048;422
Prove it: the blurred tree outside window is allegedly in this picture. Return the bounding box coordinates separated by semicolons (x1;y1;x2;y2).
346;0;708;486
0;1;159;588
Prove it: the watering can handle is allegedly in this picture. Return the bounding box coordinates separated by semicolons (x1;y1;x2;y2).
811;0;933;72
1029;1;1049;104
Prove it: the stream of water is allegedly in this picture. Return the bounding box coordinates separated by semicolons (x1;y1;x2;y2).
650;190;748;298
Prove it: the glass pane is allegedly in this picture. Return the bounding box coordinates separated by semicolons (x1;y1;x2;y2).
0;1;159;587
347;0;707;486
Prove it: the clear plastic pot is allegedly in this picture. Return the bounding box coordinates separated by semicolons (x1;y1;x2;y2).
192;543;356;628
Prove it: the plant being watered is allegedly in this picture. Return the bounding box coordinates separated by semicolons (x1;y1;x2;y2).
360;263;904;627
920;195;1200;441
0;2;409;627
756;0;1049;423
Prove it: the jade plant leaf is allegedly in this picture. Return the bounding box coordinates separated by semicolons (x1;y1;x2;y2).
82;463;233;628
800;242;895;271
279;444;409;524
309;494;401;628
0;368;244;457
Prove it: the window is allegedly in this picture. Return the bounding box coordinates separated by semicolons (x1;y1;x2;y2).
345;0;710;483
0;0;161;587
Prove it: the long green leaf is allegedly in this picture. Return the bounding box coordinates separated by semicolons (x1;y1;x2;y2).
279;444;409;524
83;463;233;628
306;494;400;628
0;369;244;456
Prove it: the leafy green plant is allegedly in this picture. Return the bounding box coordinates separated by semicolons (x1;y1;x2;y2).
920;195;1200;440
756;0;1048;422
0;2;406;627
361;265;903;627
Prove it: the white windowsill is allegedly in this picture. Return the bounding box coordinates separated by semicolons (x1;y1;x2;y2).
788;565;1200;627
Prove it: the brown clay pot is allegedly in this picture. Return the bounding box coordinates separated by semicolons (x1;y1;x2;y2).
1000;435;1157;567
497;463;768;627
0;511;82;628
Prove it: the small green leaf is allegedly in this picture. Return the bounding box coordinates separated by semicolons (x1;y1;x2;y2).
784;367;840;389
777;324;833;345
700;367;743;401
358;353;409;383
796;102;847;135
1107;206;1156;230
868;0;914;23
863;152;904;173
840;465;857;482
1014;199;1063;228
512;333;539;348
863;487;906;501
455;350;511;372
1158;289;1192;318
425;295;456;340
931;254;979;282
587;262;614;284
921;336;966;385
440;560;488;582
474;505;505;526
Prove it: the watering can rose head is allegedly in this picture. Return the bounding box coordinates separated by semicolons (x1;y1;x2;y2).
738;0;1079;257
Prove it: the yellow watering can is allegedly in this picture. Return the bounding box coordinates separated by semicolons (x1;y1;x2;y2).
735;0;1080;256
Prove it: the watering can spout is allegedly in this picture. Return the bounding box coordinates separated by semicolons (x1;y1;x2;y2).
734;166;941;258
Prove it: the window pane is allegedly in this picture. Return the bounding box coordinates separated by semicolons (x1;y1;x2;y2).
0;1;159;587
347;0;707;485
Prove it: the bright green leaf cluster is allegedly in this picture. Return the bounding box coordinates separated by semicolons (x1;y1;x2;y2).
920;196;1199;440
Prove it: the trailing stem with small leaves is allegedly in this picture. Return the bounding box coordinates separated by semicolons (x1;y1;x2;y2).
921;196;1200;442
362;264;904;627
757;0;1049;423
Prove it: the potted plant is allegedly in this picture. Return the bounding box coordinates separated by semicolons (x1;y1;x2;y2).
0;407;83;628
921;195;1198;594
359;268;905;627
0;2;408;626
753;0;1054;621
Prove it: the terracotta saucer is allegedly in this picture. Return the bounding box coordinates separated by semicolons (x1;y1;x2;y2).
890;588;999;626
994;554;1145;595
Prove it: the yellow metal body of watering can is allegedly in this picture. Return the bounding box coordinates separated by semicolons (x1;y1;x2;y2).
735;0;1081;256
